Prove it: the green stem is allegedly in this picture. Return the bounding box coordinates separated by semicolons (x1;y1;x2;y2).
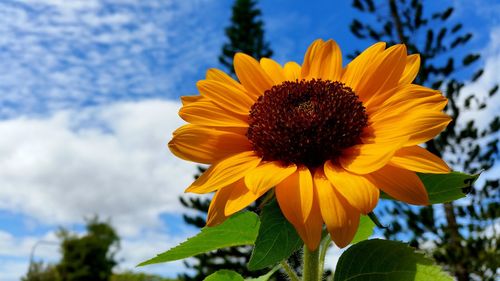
302;245;320;281
280;261;300;281
318;234;331;277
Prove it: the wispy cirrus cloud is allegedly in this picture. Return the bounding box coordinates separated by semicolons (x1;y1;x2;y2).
0;0;226;118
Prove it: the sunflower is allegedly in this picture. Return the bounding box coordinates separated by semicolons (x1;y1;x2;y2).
169;39;451;251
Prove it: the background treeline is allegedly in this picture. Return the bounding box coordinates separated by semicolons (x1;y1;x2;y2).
23;218;178;281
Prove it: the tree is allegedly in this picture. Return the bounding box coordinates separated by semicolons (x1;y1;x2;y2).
111;271;178;281
23;262;61;281
178;1;280;280
22;218;120;281
219;0;273;75
57;217;120;281
350;1;499;280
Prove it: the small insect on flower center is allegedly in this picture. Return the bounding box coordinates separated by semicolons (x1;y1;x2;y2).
247;79;368;168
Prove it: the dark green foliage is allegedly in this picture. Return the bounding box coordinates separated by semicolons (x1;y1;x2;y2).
57;217;120;281
111;271;178;281
219;0;273;75
22;262;61;281
22;218;120;281
248;200;302;271
350;1;499;280
334;239;452;281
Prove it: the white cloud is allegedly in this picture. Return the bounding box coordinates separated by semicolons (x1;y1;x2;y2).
0;231;59;260
458;25;500;130
0;99;197;234
0;99;204;280
0;260;32;281
324;245;344;273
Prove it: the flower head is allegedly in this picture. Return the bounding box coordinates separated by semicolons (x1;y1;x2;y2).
169;39;451;250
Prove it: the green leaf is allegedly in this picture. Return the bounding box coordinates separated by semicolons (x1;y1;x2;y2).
248;199;302;271
334;239;453;281
204;270;244;281
138;212;260;266
351;215;375;244
419;171;479;204
246;266;280;281
381;172;479;204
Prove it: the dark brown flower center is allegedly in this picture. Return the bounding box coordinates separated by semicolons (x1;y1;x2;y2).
247;79;368;168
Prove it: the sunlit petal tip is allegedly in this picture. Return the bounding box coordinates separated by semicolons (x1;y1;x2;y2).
234;53;274;98
180;95;203;106
390;146;451;174
260;58;286;84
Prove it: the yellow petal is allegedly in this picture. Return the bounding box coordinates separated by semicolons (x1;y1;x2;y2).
339;138;407;174
399;54;420;85
275;166;314;224
314;168;360;248
169;125;252;164
321;40;343;81
197;80;254;115
234;53;274;99
390;146;450;174
186;151;261;194
181;95;204;106
404;113;451;146
207;187;233;226
206;68;246;92
369;108;451;147
330;211;360;248
301;39;342;81
300;194;323;251
300;39;325;79
179;99;249;128
366;88;451;147
368;165;429;205
244;161;297;193
283;61;301;81
341;42;386;92
355;44;407;103
260;58;286;84
277;176;322;251
324;161;379;214
371;84;447;117
225;179;267;216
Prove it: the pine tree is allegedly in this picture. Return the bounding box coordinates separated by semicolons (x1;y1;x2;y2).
350;1;499;280
178;1;277;280
219;0;273;75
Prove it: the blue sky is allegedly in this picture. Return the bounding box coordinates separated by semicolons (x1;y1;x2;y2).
0;0;498;280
